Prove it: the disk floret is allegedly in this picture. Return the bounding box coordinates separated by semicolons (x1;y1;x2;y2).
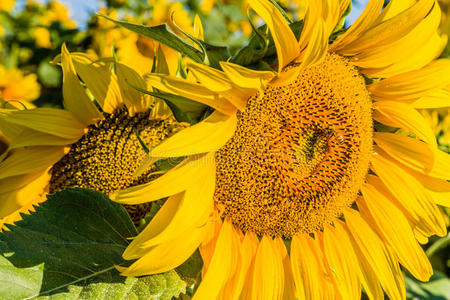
215;54;373;237
49;108;188;222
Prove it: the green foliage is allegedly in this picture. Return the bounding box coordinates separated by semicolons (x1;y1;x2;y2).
406;272;450;300
98;15;204;63
99;14;230;69
231;20;304;69
0;255;43;300
130;84;208;124
0;188;185;299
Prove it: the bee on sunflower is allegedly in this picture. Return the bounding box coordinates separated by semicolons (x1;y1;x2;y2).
104;0;450;299
0;44;190;229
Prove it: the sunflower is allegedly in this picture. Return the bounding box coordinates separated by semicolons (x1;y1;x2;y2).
37;0;77;30
111;0;450;299
0;65;40;109
0;0;14;12
0;45;188;229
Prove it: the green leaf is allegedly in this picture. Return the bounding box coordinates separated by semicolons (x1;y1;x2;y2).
175;250;203;286
130;84;208;124
0;188;186;299
98;14;204;63
405;272;450;300
0;255;43;300
231;20;304;68
37;270;186;300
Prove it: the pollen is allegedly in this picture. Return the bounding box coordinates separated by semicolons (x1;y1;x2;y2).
49;108;187;223
214;53;373;238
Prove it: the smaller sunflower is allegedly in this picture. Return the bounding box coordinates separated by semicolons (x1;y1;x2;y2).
0;45;187;229
0;65;40;109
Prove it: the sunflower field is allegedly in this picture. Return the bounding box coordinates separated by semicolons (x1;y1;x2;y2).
0;0;449;299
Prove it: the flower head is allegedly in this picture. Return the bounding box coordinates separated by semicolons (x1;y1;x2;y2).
0;45;187;229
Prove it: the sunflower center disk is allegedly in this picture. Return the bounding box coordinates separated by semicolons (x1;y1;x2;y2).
214;54;373;238
49;109;187;223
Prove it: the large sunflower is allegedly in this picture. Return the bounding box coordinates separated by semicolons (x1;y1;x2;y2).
112;0;450;299
0;45;187;228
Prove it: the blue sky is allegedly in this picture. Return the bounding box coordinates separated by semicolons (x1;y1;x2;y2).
15;0;368;30
16;0;102;29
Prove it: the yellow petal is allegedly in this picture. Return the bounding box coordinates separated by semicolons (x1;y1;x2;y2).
61;44;103;126
123;192;183;260
342;0;435;55
291;234;329;300
359;184;432;281
344;209;405;300
298;1;325;52
352;1;440;70
323;0;343;37
0;108;86;140
374;132;450;180
0;172;43;194
220;61;275;90
187;61;252;110
230;232;258;300
115;62;152;116
10;129;78;149
199;217;222;273
194;14;204;40
330;0;384;52
145;73;237;115
323;224;361;300
274;238;296;300
369;59;450;101
187;61;233;92
0;169;50;218
139;159;215;248
248;0;299;71
217;226;244;300
112;153;213;204
249;236;284;300
70;53;122;114
298;19;328;70
408;170;450;207
0;117;22;142
336;220;384;300
193;220;239;300
373;101;437;149
377;0;415;22
370;153;447;237
149;111;236;158
412;88;450;109
363;32;447;78
374;132;434;173
290;234;305;300
118;224;206;276
0;146;68;180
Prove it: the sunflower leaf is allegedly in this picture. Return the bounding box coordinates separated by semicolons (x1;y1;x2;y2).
405;272;450;300
231;20;304;68
98;14;204;63
0;188;186;299
0;255;43;300
129;84;208;124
